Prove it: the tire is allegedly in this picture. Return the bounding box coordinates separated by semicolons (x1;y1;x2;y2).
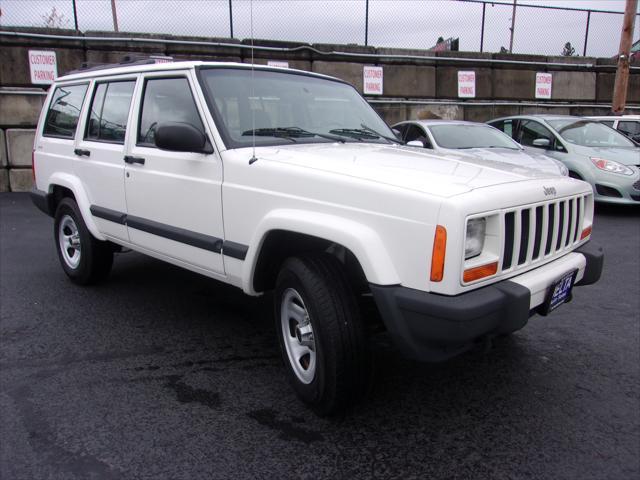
54;198;113;285
274;252;371;415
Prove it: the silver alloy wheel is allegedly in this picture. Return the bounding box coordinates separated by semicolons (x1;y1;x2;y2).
281;288;316;384
58;214;82;269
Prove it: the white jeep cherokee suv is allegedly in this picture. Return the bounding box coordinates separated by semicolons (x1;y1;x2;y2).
30;60;603;414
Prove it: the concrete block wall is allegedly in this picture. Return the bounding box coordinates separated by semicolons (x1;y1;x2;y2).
1;27;638;191
0;90;43;191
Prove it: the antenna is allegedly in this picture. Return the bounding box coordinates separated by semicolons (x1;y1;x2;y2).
249;0;258;165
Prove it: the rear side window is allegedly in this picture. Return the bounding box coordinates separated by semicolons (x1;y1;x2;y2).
618;121;640;136
86;80;136;144
137;77;205;146
43;84;88;139
600;120;615;128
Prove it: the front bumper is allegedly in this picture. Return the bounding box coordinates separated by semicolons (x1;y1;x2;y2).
370;241;604;362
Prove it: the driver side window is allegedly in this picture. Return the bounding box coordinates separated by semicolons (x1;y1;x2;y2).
518;120;554;149
405;124;432;148
138;77;205;147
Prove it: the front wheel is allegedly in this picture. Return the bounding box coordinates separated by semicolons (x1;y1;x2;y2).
274;253;371;415
54;198;113;285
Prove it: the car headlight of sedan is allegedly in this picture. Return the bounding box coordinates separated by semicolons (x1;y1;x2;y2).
590;157;634;176
465;217;486;259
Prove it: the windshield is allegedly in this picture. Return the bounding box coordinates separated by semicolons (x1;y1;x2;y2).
547;119;636;148
429;124;521;150
198;67;396;148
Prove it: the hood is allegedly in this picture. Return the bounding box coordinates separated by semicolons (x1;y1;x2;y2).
247;142;565;198
571;144;640;166
441;146;565;176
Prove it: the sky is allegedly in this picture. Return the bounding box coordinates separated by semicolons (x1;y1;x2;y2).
0;0;638;57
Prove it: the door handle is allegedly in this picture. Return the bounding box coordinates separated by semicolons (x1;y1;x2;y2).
74;148;90;157
124;155;145;165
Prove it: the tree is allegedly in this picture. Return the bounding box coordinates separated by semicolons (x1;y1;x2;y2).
562;42;576;56
437;36;444;44
42;7;69;29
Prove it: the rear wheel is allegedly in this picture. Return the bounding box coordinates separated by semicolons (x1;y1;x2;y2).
54;198;113;285
274;253;371;415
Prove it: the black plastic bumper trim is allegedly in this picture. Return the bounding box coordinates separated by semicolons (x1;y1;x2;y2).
575;241;604;286
29;188;54;217
370;242;603;363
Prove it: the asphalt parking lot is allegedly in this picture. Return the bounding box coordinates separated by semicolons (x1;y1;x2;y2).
1;192;638;480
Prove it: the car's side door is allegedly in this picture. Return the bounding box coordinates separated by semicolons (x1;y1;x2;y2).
123;71;225;275
74;77;137;242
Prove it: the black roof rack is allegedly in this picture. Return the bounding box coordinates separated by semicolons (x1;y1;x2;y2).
68;54;174;75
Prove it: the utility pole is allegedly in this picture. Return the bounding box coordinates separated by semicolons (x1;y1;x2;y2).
508;0;517;53
111;0;119;32
612;0;638;114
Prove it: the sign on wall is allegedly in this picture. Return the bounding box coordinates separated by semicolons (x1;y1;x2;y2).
267;60;289;68
29;50;57;85
457;71;476;98
535;72;553;99
363;66;383;95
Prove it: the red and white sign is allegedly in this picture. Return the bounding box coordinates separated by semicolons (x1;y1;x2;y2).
363;66;383;95
29;50;57;85
457;71;476;98
535;72;553;99
267;60;289;68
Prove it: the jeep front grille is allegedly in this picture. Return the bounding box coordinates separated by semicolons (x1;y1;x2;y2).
500;194;588;273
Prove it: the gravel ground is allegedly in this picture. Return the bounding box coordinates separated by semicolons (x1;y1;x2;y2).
1;192;638;480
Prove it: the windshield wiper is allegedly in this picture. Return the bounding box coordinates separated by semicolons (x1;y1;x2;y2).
360;124;404;145
242;127;346;143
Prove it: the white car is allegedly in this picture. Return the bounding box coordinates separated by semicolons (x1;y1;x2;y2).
587;115;640;143
30;60;603;414
393;119;568;177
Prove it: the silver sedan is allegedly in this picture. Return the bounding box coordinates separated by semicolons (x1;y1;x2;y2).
393;120;568;178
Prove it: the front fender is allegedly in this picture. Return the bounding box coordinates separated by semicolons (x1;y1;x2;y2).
242;209;401;294
47;172;106;241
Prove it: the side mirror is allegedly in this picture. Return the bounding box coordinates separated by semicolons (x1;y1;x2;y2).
406;140;425;147
155;122;213;154
532;138;551;148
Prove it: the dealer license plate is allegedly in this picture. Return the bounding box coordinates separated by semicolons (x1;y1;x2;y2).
541;269;578;315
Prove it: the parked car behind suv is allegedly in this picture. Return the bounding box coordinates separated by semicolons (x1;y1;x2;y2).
586;115;640;144
489;115;640;204
31;61;603;414
393;119;568;177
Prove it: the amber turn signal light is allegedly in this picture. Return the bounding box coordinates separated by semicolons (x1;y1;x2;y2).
580;226;592;240
430;225;447;282
463;262;498;283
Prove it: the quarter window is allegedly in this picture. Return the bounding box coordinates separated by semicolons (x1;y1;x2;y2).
138;77;205;146
86;80;135;143
43;84;88;139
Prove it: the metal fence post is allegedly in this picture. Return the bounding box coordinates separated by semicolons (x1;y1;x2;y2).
72;0;79;30
229;0;234;38
583;10;591;56
365;0;369;46
480;1;486;52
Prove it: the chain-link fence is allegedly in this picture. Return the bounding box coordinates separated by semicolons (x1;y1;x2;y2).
1;0;638;57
